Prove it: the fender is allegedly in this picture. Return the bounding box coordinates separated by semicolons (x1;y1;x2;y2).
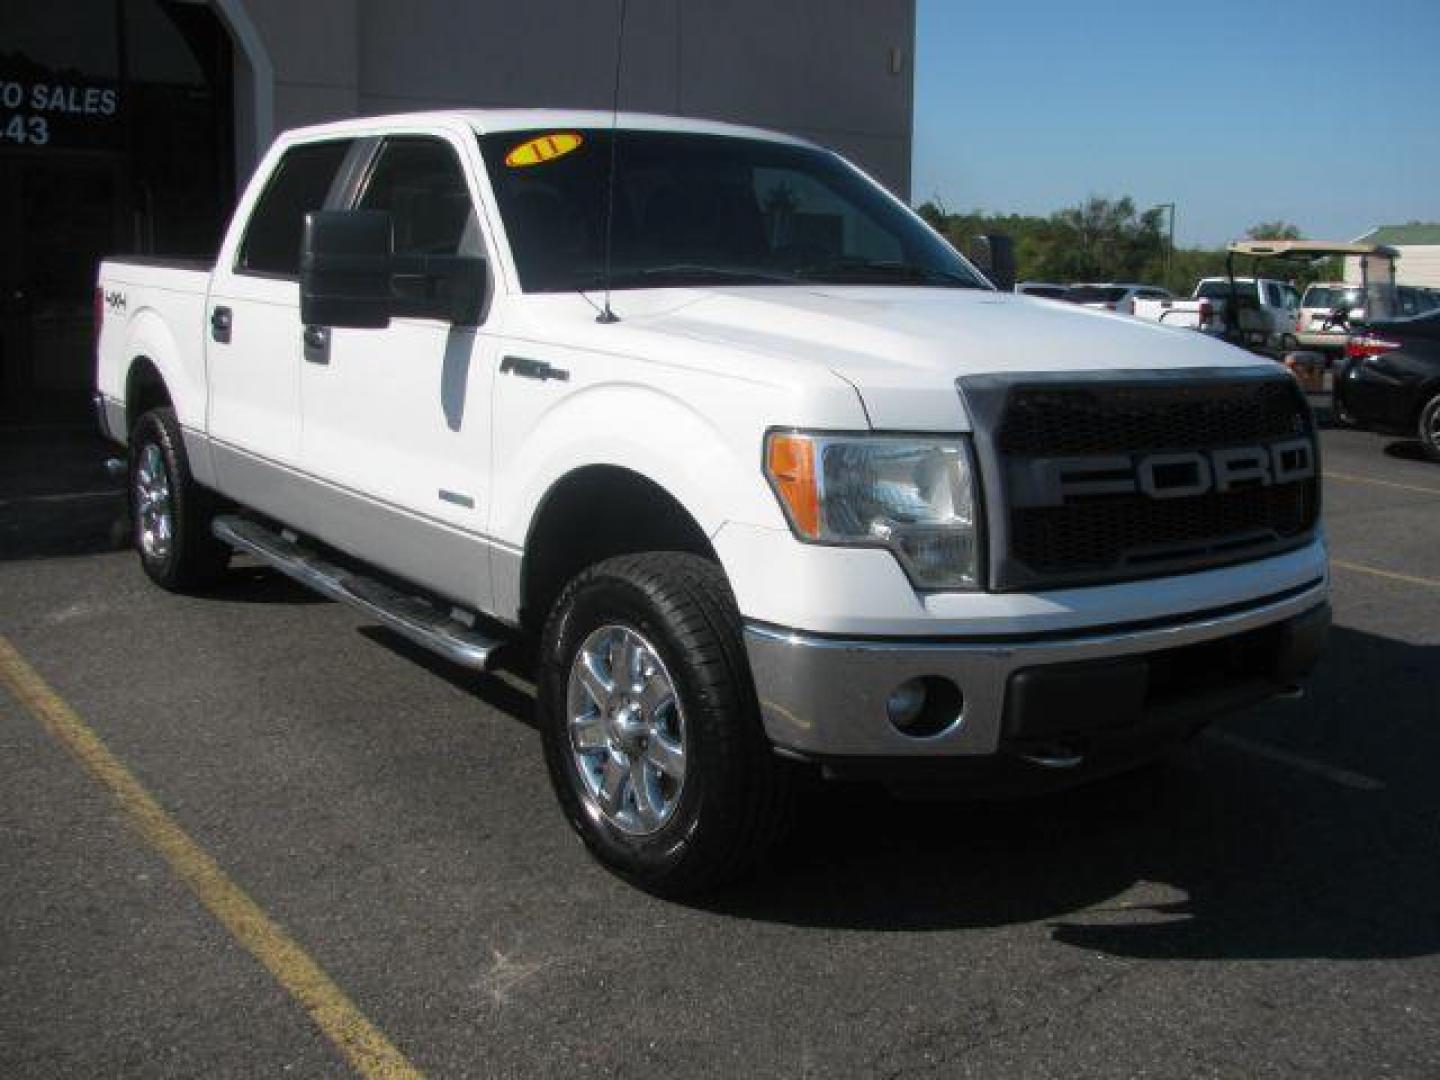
122;304;204;430
493;379;782;547
489;379;797;623
121;300;216;484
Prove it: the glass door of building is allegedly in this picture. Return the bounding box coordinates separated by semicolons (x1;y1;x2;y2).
0;152;124;422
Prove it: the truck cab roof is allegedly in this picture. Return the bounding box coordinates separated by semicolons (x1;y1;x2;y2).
276;109;816;149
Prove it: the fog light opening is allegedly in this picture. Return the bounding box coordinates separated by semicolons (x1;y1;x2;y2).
886;676;964;737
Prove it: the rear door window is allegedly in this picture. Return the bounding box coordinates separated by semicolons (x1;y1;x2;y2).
236;140;355;277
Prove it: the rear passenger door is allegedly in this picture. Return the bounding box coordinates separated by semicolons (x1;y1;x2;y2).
207;138;356;491
299;132;498;609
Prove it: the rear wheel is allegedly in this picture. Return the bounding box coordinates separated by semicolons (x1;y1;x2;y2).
537;552;795;895
1418;393;1440;463
129;407;231;590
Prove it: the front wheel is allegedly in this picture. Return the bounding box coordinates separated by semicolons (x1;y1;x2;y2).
129;407;231;590
1418;393;1440;463
537;552;795;895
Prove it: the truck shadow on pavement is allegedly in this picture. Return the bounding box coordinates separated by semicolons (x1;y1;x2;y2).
358;611;1439;962
701;623;1440;962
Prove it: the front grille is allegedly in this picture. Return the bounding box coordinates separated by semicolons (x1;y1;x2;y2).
1011;483;1317;575
988;377;1318;589
998;379;1307;455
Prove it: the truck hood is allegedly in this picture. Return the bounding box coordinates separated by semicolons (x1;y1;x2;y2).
618;285;1273;430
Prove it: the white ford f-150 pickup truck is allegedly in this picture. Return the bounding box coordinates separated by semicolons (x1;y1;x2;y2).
95;110;1329;894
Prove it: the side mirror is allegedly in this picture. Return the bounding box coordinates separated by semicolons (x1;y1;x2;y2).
301;210;487;329
966;233;1017;292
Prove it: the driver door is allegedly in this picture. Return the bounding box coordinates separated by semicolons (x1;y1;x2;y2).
299;132;498;609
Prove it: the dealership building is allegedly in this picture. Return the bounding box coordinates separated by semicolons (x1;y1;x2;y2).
0;0;916;419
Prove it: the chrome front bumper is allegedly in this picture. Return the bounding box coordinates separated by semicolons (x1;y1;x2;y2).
744;579;1329;760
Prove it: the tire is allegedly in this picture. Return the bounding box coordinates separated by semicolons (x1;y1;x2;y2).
537;552;795;895
128;407;231;590
1418;393;1440;463
1280;334;1299;354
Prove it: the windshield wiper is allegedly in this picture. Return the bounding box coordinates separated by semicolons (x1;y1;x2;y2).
793;258;980;288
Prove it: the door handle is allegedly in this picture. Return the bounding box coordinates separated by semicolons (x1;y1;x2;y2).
303;324;330;365
500;355;569;382
210;306;232;343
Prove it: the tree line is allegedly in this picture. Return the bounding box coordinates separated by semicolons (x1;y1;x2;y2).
916;198;1335;294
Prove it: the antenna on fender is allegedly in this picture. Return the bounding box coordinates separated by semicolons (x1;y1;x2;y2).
596;0;628;324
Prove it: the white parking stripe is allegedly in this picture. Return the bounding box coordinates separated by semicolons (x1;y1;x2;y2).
1332;558;1440;590
1205;729;1385;791
1325;470;1440;497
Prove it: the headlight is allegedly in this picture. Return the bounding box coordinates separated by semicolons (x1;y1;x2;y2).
764;431;981;590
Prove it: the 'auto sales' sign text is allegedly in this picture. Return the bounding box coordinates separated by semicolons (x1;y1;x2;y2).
0;76;122;149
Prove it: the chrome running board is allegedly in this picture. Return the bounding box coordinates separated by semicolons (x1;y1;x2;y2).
213;515;502;671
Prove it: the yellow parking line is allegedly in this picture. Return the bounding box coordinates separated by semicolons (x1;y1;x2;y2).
1331;558;1440;590
1325;470;1440;497
0;636;422;1080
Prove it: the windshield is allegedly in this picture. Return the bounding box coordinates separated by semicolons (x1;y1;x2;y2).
478;129;988;292
1301;286;1361;310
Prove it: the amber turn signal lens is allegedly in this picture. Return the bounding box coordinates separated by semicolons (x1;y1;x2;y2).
765;433;820;539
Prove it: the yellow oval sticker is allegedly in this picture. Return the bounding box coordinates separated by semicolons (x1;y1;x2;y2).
504;132;584;168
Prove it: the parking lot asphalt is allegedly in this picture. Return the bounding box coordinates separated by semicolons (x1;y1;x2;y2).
2;416;1439;1078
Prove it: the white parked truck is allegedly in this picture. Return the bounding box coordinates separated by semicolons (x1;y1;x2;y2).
95;111;1330;893
1131;277;1300;352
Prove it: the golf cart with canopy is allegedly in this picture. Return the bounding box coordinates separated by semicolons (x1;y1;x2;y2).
1222;239;1401;356
1132;239;1401;360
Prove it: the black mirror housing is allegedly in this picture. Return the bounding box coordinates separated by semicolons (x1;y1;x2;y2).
301;210;395;328
301;210;487;329
966;233;1017;293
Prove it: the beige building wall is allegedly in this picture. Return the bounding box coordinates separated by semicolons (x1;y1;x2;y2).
1345;247;1440;289
224;0;916;197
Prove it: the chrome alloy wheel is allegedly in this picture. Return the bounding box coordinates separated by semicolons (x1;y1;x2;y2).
566;624;687;836
134;442;174;561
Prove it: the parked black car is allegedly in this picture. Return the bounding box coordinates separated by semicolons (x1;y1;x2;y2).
1335;310;1440;461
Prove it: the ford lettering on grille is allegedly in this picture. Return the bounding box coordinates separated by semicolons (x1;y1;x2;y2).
1009;437;1316;508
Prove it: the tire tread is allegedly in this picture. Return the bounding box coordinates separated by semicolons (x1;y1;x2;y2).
539;551;795;894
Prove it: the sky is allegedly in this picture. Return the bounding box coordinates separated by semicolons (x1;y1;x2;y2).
912;0;1440;248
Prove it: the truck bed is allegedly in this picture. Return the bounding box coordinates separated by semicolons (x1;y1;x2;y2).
102;255;215;274
95;255;217;433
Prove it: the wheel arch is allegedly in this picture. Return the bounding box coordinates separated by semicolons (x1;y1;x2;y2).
517;464;720;634
125;355;173;436
1409;375;1440;429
